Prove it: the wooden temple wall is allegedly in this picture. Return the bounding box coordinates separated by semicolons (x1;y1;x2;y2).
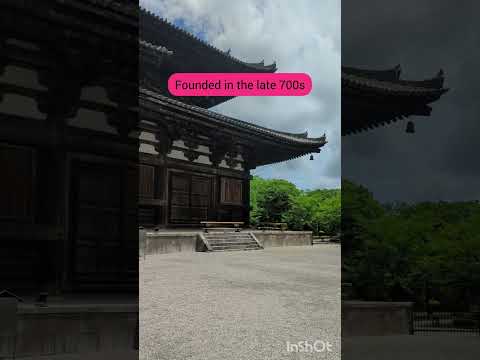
0;51;138;294
139;130;250;228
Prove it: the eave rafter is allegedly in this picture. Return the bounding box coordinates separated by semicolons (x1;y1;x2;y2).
139;88;326;167
342;65;448;136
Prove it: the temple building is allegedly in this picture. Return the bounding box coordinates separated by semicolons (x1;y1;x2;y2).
0;1;327;356
0;1;141;357
0;1;139;294
342;65;448;135
138;8;327;228
0;2;326;293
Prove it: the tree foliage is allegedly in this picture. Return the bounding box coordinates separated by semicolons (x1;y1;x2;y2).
341;179;384;255
343;179;480;309
250;176;340;236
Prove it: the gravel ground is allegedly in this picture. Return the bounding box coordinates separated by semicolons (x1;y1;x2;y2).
140;245;340;360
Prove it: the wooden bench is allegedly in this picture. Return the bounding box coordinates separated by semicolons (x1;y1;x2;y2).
200;221;244;233
257;222;288;231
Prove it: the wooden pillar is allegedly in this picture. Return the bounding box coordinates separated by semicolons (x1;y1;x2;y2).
244;173;252;227
107;94;139;285
209;141;228;222
37;65;82;294
154;127;173;227
158;159;167;227
242;146;256;228
0;36;6;101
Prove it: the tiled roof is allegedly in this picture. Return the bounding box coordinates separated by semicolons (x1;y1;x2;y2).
342;65;448;100
78;0;138;18
140;7;277;73
140;87;326;149
342;66;448;136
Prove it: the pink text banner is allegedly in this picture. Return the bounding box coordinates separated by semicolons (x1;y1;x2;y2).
168;73;312;97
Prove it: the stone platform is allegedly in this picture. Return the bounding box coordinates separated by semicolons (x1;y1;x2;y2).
0;295;138;358
140;229;313;255
342;301;413;337
343;335;480;360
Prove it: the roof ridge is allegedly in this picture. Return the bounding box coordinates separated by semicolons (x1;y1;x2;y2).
342;66;446;89
343;74;448;99
66;0;139;18
342;65;401;81
140;6;277;72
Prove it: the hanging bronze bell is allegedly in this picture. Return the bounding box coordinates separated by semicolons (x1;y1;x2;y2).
309;154;314;160
406;121;415;134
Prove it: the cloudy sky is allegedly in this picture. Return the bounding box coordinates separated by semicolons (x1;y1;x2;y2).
141;0;341;190
343;0;480;203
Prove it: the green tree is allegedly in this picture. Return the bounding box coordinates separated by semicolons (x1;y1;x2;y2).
341;179;384;256
250;176;300;225
250;177;340;236
342;182;480;309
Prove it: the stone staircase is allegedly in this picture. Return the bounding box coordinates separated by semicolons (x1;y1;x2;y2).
201;231;263;252
312;236;330;245
312;234;341;245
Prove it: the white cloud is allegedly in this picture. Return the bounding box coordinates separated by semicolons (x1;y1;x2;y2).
141;0;340;189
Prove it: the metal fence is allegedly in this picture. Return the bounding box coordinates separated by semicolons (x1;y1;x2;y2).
413;311;480;335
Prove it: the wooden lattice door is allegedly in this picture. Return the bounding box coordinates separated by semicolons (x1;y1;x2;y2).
69;160;137;290
169;173;211;225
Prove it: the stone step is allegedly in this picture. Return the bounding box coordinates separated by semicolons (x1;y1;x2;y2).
312;240;331;245
206;238;255;242
201;232;263;252
206;237;254;242
210;245;261;251
210;241;258;246
210;242;260;248
205;232;249;235
205;233;252;237
210;247;262;252
203;234;247;238
210;243;259;248
207;238;257;243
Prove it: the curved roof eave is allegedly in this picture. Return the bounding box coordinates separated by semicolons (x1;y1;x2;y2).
139;88;326;149
342;65;448;99
342;72;448;101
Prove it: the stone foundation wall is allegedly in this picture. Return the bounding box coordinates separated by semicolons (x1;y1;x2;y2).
252;231;313;248
1;303;137;358
141;231;200;255
140;230;313;255
342;301;413;336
